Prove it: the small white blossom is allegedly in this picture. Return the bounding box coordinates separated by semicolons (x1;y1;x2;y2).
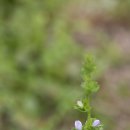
77;100;83;108
75;120;82;130
92;119;100;127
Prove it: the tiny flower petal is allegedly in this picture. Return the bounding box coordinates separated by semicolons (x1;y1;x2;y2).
77;100;83;108
75;120;82;130
92;120;100;127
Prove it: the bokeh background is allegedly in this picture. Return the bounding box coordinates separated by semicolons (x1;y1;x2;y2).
0;0;130;130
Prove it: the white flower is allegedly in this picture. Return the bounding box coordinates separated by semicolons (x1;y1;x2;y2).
77;100;83;108
75;120;82;130
92;119;100;127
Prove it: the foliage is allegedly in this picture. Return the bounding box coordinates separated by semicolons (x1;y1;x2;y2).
0;0;130;130
81;55;99;96
0;0;82;130
73;55;103;130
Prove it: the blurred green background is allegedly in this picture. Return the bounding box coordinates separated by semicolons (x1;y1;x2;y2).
0;0;130;130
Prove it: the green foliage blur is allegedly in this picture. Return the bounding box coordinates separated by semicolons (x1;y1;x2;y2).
0;0;130;130
0;0;84;130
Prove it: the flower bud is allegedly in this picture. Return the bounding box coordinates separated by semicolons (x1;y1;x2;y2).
92;119;100;127
77;100;83;108
75;120;82;130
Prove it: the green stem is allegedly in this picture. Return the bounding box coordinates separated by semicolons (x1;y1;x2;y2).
87;96;91;119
